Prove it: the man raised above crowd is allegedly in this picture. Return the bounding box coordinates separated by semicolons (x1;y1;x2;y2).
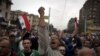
38;7;63;56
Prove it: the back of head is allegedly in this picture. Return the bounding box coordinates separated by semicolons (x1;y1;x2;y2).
0;36;11;56
79;47;95;56
0;36;10;46
95;47;100;56
38;7;45;13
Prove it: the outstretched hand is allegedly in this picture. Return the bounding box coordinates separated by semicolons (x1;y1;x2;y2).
71;17;78;37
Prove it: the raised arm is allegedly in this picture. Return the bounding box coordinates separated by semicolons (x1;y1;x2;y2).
71;17;78;37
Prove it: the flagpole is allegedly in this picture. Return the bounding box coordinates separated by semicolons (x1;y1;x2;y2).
48;8;51;31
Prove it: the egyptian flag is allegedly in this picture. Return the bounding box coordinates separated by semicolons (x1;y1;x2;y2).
17;15;30;31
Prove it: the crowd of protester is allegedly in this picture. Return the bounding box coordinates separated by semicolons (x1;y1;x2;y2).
0;7;100;56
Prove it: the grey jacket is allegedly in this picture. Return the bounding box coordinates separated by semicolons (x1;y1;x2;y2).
38;25;63;56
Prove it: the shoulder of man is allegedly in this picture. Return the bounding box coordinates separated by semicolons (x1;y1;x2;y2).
31;50;40;56
17;50;24;56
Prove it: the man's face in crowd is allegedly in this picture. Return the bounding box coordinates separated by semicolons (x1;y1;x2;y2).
83;40;91;47
23;39;32;51
58;46;66;55
39;10;44;16
0;39;10;56
79;47;95;56
9;35;15;43
50;35;60;49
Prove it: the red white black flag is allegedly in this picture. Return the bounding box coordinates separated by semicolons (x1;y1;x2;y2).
18;15;30;31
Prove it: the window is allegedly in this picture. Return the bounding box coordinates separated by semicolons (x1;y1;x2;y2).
89;15;92;18
94;1;98;4
90;8;92;10
0;10;1;12
5;12;8;19
93;15;96;18
29;20;30;22
93;12;96;15
6;0;13;9
6;4;10;9
29;16;31;18
0;0;2;5
89;12;91;14
93;8;97;11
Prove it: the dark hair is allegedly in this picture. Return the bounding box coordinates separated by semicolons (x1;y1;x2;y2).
0;36;9;41
22;38;32;43
38;7;45;13
9;35;15;38
0;36;11;48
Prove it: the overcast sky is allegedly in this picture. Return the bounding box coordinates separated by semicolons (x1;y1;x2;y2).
11;0;86;30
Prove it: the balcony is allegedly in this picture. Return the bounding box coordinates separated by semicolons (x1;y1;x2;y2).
88;26;100;31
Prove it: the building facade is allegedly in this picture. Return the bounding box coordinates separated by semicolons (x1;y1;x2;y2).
10;10;39;30
0;0;13;21
28;14;39;29
79;0;100;33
